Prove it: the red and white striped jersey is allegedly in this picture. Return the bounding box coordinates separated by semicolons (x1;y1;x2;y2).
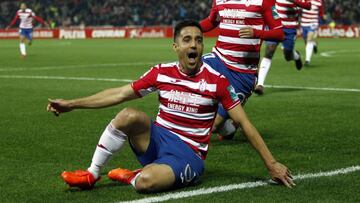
275;0;311;28
300;0;324;27
201;0;282;74
131;62;240;159
9;8;45;29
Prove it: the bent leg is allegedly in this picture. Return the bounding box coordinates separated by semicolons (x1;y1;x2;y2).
135;163;176;193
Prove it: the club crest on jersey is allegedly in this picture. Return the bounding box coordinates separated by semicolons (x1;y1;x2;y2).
199;79;207;92
227;85;238;102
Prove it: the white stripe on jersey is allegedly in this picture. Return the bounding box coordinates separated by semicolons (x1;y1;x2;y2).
156;116;211;136
218;35;261;45
213;48;258;71
157;74;217;92
216;47;260;58
216;0;263;6
219;23;263;31
159;90;215;107
159;104;215;120
281;21;298;26
276;0;293;4
276;5;298;12
172;131;209;151
219;10;262;19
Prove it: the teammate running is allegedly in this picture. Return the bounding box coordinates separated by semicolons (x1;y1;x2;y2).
200;0;285;139
47;20;294;192
300;0;325;66
255;0;311;95
5;2;49;58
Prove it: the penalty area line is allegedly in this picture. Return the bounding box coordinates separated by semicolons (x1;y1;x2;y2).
118;165;360;203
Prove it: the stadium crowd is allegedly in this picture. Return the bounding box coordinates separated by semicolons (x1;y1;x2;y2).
0;0;359;28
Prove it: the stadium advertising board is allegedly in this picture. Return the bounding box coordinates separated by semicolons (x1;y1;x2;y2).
0;25;359;39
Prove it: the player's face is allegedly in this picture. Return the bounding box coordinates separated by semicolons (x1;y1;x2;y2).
20;3;27;10
173;26;204;76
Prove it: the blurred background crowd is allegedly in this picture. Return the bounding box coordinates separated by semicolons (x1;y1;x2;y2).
0;0;359;29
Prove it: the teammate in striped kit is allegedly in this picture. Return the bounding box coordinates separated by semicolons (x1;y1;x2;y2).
47;21;294;192
5;2;49;58
300;0;325;66
200;0;285;139
255;0;311;95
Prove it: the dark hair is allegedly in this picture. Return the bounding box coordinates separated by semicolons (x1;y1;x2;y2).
173;20;203;42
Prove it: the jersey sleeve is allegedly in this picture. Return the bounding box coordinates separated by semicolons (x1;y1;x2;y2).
216;76;241;111
131;65;159;97
8;13;19;27
262;0;282;29
199;0;220;32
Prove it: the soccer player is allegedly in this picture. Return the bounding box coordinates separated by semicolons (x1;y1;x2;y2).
47;20;294;192
300;0;325;66
199;0;285;139
255;0;311;95
5;2;49;58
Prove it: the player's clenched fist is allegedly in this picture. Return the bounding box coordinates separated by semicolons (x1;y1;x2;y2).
47;99;73;116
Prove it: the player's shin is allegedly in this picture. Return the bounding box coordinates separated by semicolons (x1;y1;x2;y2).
19;42;26;56
305;41;315;63
257;57;272;86
88;122;127;179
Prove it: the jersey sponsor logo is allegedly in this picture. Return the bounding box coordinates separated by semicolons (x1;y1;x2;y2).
167;90;202;107
219;9;246;19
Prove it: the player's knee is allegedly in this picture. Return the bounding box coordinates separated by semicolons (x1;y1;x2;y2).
113;107;141;129
134;173;157;193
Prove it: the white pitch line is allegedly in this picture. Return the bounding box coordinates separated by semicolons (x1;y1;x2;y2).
1;75;359;93
118;165;360;203
320;50;360;58
264;84;360;93
0;75;133;83
0;62;157;72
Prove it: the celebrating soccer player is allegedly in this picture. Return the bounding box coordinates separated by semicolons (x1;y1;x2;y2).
199;0;285;139
255;0;311;95
5;2;49;58
47;20;294;192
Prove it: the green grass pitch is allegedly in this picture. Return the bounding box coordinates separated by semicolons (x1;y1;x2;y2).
0;37;359;202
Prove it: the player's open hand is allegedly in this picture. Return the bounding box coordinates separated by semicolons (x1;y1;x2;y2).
239;27;254;38
47;98;73;116
268;162;295;188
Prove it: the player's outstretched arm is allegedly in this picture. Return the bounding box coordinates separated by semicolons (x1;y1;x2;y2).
228;105;295;188
47;84;138;116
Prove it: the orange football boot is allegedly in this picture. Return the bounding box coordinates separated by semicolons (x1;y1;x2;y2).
61;170;99;189
108;168;141;185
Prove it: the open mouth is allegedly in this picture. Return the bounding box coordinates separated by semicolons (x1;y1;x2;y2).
187;51;198;65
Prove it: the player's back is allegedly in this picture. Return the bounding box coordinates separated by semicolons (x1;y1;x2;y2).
17;8;35;29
